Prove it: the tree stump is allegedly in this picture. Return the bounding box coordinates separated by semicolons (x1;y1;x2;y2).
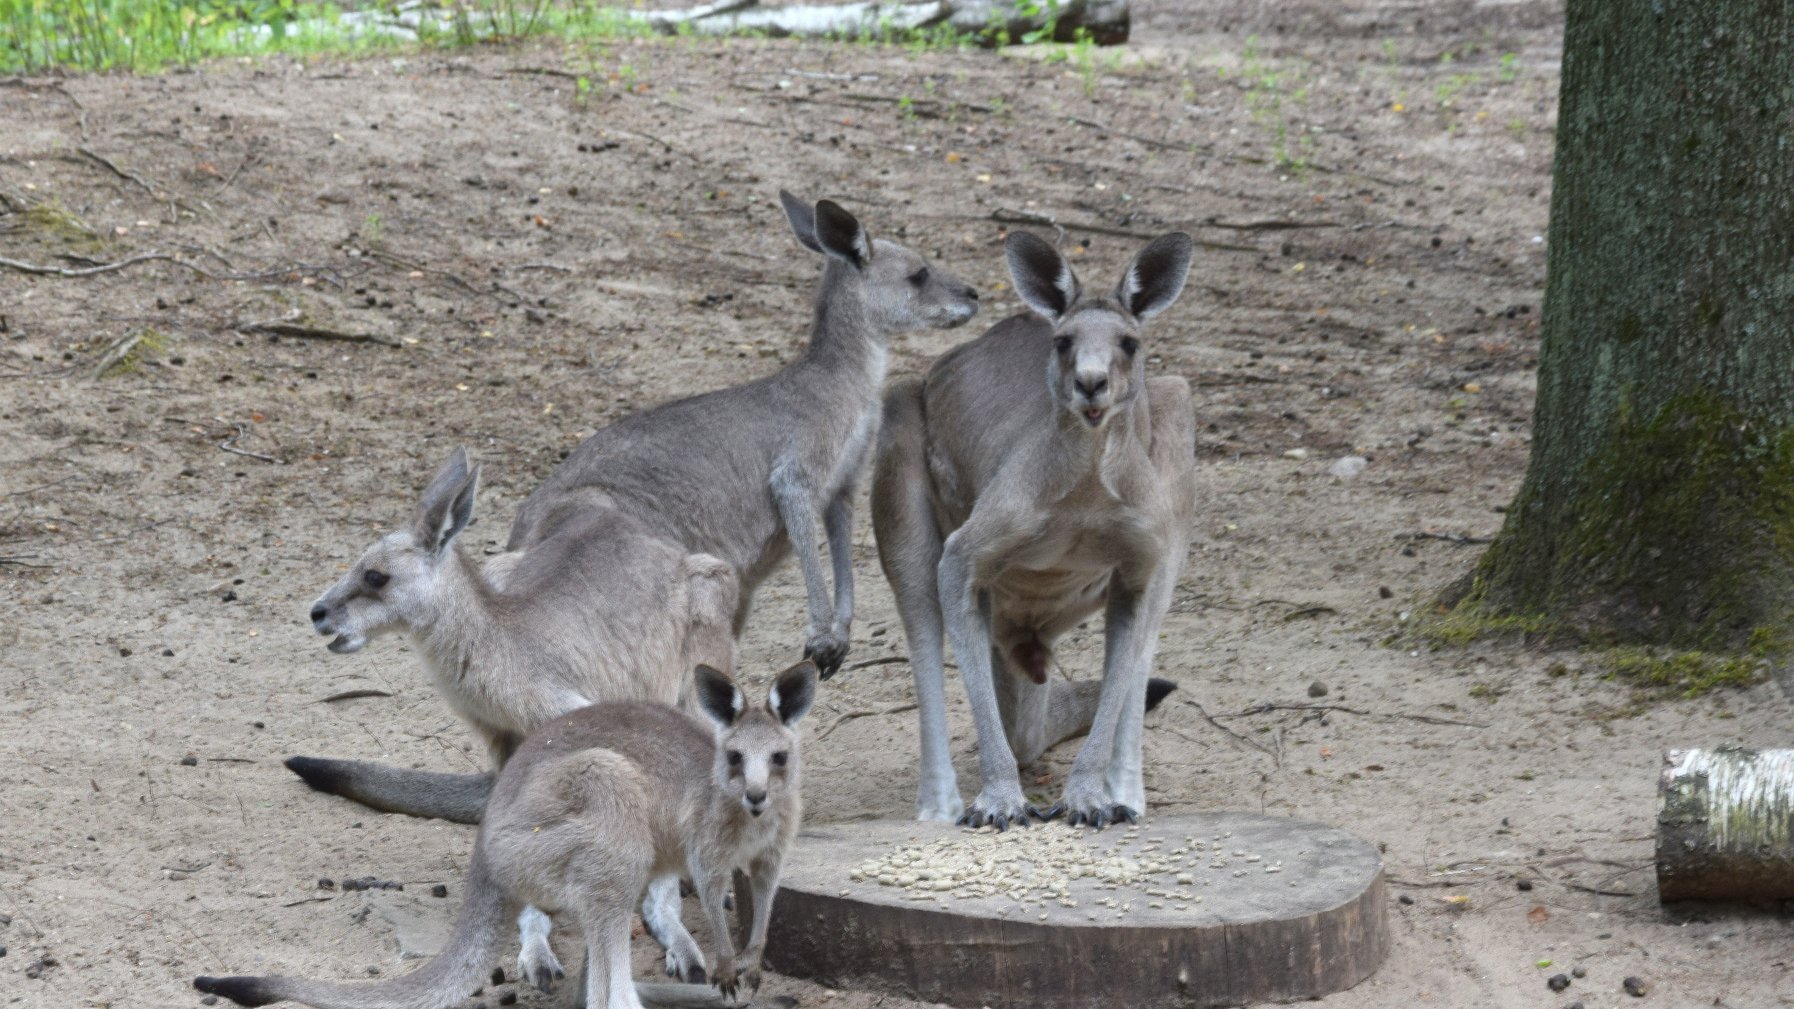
1656;747;1794;901
764;813;1388;1008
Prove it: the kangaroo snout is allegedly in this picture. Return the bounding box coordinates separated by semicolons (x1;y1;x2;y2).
1074;375;1108;400
745;789;768;815
309;603;329;627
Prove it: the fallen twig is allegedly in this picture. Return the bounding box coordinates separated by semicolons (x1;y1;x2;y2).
1281;605;1338;622
1203;217;1341;232
217;420;280;465
1399;531;1496;546
817;702;918;740
89;331;144;379
75;147;160;197
989;209;1258;252
845;655;909;670
0;251;314;283
1184;698;1277;761
282;896;336;908
0;554;51;569
1228;701;1490;730
237;319;402;349
319;689;394;703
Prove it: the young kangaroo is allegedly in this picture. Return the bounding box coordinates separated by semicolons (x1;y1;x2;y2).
506;191;980;680
196;661;816;1009
290;447;737;990
872;231;1197;829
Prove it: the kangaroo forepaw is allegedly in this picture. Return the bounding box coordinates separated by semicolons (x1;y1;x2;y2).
803;631;849;680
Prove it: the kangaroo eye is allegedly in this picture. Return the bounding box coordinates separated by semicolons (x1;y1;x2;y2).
1054;336;1073;355
1120;337;1139;357
908;267;930;288
726;750;743;766
771;752;788;767
363;570;389;590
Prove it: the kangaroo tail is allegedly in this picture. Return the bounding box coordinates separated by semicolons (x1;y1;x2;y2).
285;756;493;824
195;851;508;1009
1043;677;1178;751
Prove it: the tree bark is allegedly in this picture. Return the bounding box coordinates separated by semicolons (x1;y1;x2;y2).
1656;747;1794;901
1445;0;1794;649
638;0;1130;46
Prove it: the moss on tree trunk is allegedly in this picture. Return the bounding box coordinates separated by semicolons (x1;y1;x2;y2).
1447;0;1794;650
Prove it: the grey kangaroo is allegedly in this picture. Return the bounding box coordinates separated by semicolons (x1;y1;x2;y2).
507;191;980;679
293;447;737;990
196;661;817;1009
285;193;976;985
872;231;1196;829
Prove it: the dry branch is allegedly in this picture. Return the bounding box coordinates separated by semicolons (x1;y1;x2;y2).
638;0;1129;45
236;319;402;349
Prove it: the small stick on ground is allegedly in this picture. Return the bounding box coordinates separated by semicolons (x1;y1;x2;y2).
1228;701;1490;730
318;689;395;703
1184;698;1277;759
217;421;279;464
75;147;160;197
989;209;1258;251
817;703;918;741
1398;531;1495;546
237;318;402;348
89;331;144;378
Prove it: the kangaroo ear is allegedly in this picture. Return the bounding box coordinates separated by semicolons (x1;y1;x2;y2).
414;448;478;555
812;200;873;269
1116;232;1194;321
779;190;823;255
694;664;744;728
768;660;818;726
1005;231;1079;322
764;660;821;721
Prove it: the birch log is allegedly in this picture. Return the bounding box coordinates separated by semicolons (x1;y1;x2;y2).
1656;747;1794;901
638;0;1131;46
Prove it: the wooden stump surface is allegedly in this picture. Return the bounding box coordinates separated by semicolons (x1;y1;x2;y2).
765;812;1388;1008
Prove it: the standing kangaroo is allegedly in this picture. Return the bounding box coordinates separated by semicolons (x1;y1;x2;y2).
507;191;980;679
872;231;1197;829
292;447;737;990
196;662;816;1009
285;193;976;986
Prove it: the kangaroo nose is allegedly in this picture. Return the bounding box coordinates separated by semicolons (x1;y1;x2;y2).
310;605;328;625
746;789;767;805
1075;376;1108;399
964;285;979;301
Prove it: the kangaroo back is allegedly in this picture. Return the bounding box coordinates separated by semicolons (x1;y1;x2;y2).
195;847;510;1009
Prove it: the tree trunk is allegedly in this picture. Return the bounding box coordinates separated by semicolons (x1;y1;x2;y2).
638;1;1130;46
1656;747;1794;901
1445;0;1794;649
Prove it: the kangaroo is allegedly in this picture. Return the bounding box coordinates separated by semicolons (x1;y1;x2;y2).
285;194;974;989
871;231;1197;829
196;662;816;1009
506;191;980;680
290;447;737;992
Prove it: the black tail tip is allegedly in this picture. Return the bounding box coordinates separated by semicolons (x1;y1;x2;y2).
1145;677;1177;712
284;755;350;794
194;976;278;1007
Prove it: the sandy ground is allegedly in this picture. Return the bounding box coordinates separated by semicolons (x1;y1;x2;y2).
2;1;1791;1007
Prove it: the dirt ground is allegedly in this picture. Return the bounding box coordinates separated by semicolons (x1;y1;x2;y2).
2;1;1791;1007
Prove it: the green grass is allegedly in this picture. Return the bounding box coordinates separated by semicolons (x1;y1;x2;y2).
0;0;648;75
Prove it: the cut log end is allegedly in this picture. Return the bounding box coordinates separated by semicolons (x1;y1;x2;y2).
765;813;1388;1009
1656;746;1794;902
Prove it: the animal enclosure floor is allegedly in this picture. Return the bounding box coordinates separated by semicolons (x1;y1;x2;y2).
1;2;1790;1007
